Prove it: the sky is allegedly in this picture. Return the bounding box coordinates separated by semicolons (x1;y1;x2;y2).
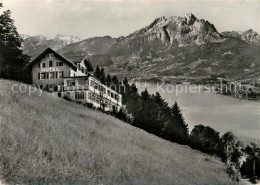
1;0;260;39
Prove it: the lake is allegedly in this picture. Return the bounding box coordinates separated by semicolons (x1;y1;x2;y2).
135;83;260;143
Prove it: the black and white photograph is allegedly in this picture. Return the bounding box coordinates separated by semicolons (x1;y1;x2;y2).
0;0;260;184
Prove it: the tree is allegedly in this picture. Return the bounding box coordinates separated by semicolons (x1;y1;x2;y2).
241;143;260;181
94;66;101;79
221;132;244;166
0;3;31;82
99;67;106;84
141;88;150;100
190;125;222;156
106;74;112;87
171;102;189;134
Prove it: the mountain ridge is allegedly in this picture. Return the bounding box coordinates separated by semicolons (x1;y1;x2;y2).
22;34;81;57
22;13;260;82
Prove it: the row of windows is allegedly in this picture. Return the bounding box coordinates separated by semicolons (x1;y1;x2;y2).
88;92;100;104
38;71;64;80
88;92;116;109
39;60;63;68
90;80;119;101
75;92;85;100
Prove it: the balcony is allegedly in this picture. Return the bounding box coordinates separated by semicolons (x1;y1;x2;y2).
64;85;89;91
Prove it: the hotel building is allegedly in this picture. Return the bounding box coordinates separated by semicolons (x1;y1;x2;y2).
26;48;122;111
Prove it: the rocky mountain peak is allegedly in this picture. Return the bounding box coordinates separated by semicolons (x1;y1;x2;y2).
184;13;197;25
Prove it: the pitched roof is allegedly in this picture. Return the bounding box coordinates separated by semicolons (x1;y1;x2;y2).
65;55;94;72
66;55;86;64
26;48;77;70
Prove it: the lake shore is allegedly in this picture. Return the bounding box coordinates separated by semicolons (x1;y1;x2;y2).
131;82;260;144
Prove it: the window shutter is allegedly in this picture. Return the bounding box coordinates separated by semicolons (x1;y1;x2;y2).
38;73;40;79
46;72;49;79
62;71;64;78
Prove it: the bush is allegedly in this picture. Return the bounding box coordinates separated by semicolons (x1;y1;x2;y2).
84;102;94;109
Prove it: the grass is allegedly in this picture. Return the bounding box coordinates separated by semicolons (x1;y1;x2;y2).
0;79;236;185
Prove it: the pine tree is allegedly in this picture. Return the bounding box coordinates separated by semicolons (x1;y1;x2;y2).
141;88;150;100
99;67;106;84
94;66;101;79
106;74;112;87
171;102;189;133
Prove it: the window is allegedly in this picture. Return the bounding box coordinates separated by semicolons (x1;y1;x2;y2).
49;53;53;58
48;84;54;92
49;72;54;79
40;73;45;80
78;79;86;85
49;60;53;67
38;73;40;80
88;92;92;100
75;92;84;99
58;71;63;79
68;80;75;86
41;62;46;68
54;85;58;92
57;61;63;66
111;92;114;99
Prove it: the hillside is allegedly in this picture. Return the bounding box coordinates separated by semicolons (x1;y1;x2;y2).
0;80;235;185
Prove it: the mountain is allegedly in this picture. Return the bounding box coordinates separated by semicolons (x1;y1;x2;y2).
103;14;260;81
0;79;235;184
107;13;223;56
58;36;116;56
22;34;81;57
23;13;260;82
221;29;260;43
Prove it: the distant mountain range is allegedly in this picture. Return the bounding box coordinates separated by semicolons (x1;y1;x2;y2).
22;13;260;82
21;34;81;57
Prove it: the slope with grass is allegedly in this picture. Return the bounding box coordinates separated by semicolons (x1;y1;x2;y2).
0;79;236;185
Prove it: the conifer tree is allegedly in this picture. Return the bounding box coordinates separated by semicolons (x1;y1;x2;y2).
171;102;189;133
99;67;106;84
141;88;150;100
94;66;101;79
106;74;112;87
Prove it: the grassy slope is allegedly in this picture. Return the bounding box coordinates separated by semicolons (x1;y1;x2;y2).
0;79;235;185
